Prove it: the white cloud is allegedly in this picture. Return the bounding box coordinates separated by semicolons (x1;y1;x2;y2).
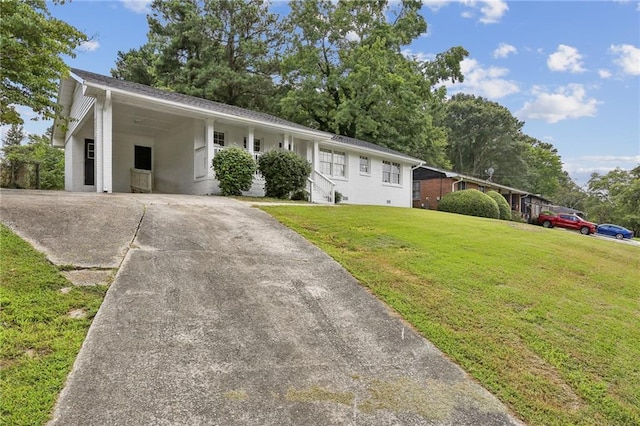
517;84;600;123
423;0;508;24
493;42;517;58
121;0;151;14
477;0;509;24
547;45;586;73
580;155;640;163
445;58;519;99
609;44;640;75
401;49;435;62
79;40;100;52
345;31;360;42
598;69;612;79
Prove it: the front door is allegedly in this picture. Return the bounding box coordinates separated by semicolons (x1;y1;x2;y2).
84;139;95;185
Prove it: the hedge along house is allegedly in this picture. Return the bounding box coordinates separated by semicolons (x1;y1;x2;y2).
412;165;528;215
52;69;422;207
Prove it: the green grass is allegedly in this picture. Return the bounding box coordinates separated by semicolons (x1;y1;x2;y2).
260;205;640;426
0;224;107;425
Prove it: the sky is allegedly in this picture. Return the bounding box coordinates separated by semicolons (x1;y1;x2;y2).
10;0;640;187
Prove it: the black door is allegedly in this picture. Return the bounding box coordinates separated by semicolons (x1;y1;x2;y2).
84;139;95;185
134;145;152;170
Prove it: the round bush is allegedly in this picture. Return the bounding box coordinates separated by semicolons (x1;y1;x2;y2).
258;150;312;199
211;146;256;196
486;190;511;220
438;189;500;219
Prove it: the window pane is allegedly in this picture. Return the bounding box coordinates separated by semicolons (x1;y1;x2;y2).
214;131;225;146
359;156;369;173
334;152;346;177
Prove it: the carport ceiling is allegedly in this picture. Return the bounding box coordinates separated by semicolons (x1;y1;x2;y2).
113;103;184;137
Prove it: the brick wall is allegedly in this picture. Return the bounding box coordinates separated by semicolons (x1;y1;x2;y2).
412;178;454;209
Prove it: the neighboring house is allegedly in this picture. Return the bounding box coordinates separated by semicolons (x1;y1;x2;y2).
52;69;422;207
521;194;554;220
412;165;528;215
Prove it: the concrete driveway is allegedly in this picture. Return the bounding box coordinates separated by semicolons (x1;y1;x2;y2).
1;190;522;425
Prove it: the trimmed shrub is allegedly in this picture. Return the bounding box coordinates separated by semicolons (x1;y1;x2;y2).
438;189;500;219
291;189;309;201
258;150;312;199
334;191;343;204
486;190;511;220
211;146;256;196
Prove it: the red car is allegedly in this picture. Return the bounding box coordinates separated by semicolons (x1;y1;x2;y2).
537;212;597;235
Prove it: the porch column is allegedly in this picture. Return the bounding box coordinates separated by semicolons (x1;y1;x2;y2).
206;118;215;178
102;90;113;193
94;96;104;192
246;127;254;157
313;140;319;171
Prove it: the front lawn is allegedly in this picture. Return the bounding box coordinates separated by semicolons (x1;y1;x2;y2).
261;205;640;426
0;224;107;425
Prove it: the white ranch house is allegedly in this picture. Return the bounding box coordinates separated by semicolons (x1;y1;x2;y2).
53;69;422;207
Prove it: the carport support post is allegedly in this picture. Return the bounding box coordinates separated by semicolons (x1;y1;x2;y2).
95;96;104;192
103;90;113;193
93;90;113;193
206;119;215;178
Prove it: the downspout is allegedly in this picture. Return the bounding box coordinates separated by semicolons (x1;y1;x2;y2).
452;177;464;193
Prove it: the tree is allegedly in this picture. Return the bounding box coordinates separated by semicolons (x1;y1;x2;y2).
1;123;25;186
1;127;64;189
441;94;528;188
211;146;256;196
522;136;564;198
279;0;466;167
1;0;87;125
584;167;640;233
112;0;285;113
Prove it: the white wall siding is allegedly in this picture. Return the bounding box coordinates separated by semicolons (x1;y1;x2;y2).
330;154;411;207
112;132;154;193
154;120;195;194
67;83;95;139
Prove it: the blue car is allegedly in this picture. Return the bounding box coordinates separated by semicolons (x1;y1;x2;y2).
596;224;634;240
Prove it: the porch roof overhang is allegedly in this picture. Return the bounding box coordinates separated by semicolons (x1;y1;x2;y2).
57;68;423;165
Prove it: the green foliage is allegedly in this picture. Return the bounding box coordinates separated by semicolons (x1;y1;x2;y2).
211;146;256;196
486;190;511;220
258;150;312;199
442;94;528;188
438;189;500;219
522;136;564;197
261;204;640;425
0;224;106;425
1;127;64;189
278;0;465;167
334;191;343;204
585;166;640;234
290;189;309;201
112;0;285;114
0;0;87;125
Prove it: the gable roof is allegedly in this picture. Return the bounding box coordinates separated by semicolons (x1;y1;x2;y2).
413;164;529;195
64;69;421;163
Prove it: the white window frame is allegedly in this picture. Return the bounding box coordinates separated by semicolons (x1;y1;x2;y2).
214;131;225;147
382;160;401;185
319;148;347;178
359;156;370;175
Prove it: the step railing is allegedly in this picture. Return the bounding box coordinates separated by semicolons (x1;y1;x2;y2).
308;170;335;204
